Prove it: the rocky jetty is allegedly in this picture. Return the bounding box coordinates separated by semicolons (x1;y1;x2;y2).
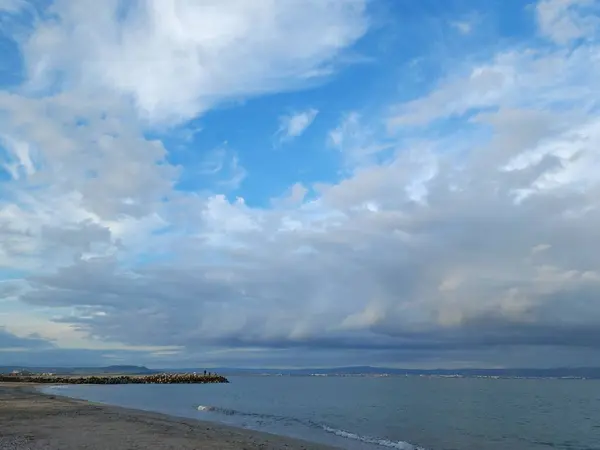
0;372;229;384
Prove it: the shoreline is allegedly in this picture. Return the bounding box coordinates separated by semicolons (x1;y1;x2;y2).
0;383;337;450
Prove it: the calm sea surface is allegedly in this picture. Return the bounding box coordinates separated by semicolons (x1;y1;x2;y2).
41;376;600;450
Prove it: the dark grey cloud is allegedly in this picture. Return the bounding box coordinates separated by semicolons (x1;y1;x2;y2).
41;221;112;252
0;327;53;350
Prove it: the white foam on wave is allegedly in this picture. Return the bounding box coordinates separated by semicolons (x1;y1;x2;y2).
44;385;69;391
196;404;425;449
197;405;237;415
321;425;425;450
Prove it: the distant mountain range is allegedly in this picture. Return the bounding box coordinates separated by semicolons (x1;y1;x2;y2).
3;365;599;378
0;365;156;375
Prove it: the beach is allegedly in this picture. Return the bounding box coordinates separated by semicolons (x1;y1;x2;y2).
0;384;335;450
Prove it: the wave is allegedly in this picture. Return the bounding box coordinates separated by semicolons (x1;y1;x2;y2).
196;404;424;450
197;405;236;415
321;425;424;450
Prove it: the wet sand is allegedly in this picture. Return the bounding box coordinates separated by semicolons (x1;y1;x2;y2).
0;384;336;450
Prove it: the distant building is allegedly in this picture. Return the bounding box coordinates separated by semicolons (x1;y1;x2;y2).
10;369;33;376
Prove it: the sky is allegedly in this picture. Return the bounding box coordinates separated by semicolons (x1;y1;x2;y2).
0;0;599;369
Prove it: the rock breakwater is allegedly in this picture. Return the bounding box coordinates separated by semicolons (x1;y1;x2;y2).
0;372;229;384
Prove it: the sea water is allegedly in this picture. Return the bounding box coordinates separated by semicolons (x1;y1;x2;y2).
41;376;600;450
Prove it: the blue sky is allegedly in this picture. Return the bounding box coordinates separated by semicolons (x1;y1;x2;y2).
0;0;600;368
161;0;541;207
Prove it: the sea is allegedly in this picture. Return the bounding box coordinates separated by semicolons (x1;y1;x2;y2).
40;376;600;450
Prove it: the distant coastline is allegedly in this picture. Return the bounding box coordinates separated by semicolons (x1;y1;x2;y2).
2;365;600;380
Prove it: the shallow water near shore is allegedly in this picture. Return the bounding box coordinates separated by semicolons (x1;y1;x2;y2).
41;376;600;450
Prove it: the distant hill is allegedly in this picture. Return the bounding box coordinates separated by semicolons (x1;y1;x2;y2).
0;365;156;375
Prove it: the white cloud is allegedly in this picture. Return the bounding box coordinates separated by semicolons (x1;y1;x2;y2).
0;0;27;13
272;183;309;207
0;135;36;179
276;108;319;143
186;144;247;190
451;21;473;35
0;92;177;219
536;0;599;44
387;40;600;128
21;0;368;125
328;112;393;166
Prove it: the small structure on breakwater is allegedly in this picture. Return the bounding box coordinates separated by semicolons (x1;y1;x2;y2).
0;372;229;385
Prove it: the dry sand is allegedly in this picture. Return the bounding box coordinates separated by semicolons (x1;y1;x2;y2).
0;383;337;450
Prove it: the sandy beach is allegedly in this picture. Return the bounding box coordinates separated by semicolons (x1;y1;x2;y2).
0;384;336;450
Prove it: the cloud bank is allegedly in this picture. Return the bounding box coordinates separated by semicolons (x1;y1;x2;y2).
1;0;599;368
